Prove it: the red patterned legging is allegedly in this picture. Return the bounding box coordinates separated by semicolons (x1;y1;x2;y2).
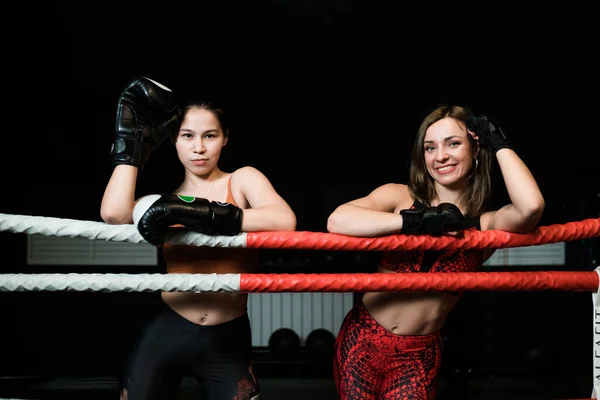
333;301;442;400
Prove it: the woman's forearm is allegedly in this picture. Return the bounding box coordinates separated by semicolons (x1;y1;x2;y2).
100;165;138;224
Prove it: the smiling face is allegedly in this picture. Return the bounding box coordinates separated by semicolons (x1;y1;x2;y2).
423;117;478;190
174;107;228;176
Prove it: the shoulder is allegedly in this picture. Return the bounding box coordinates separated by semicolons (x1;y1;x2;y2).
229;166;274;194
230;166;265;180
359;183;413;212
229;166;266;187
370;183;411;202
371;183;409;195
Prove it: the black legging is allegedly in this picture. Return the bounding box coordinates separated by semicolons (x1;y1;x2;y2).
121;301;260;400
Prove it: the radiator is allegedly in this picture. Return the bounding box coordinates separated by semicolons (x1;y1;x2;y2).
247;293;355;347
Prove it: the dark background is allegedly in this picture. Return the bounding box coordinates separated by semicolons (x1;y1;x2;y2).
1;0;598;398
2;0;598;224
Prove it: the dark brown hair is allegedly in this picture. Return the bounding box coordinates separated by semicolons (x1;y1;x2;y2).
407;104;492;217
171;100;229;143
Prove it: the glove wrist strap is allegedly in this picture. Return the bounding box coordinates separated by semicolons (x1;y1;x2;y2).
400;209;424;234
110;136;144;168
488;126;514;154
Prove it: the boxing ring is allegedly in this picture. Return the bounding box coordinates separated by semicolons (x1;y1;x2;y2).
0;212;599;399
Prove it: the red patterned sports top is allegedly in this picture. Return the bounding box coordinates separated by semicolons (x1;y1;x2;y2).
380;201;483;274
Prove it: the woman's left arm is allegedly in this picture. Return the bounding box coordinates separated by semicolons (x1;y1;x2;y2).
483;148;545;233
234;166;297;232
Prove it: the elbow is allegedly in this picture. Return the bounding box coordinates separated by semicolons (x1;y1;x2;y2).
101;214;126;225
100;197;135;225
528;196;545;224
282;212;297;231
100;207;114;224
327;205;355;233
100;207;131;225
520;197;546;231
326;213;343;234
531;201;545;227
267;210;296;231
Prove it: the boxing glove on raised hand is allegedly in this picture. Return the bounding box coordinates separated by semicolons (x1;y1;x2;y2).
466;115;513;154
110;77;182;169
133;194;243;246
400;203;466;235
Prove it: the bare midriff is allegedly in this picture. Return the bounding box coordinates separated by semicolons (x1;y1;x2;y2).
362;267;460;336
161;244;259;325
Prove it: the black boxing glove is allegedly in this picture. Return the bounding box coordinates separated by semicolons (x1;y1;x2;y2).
400;203;466;235
110;77;182;169
133;194;243;246
466;115;514;154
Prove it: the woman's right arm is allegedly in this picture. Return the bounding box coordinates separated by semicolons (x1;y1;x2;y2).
326;183;411;237
100;165;139;224
101;77;181;225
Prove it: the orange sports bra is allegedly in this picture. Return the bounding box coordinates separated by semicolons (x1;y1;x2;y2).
162;177;259;274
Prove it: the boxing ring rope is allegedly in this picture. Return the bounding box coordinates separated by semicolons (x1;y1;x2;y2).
0;212;599;251
0;212;599;397
0;271;598;293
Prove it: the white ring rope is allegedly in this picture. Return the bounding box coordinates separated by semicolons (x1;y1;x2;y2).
0;213;247;248
0;273;241;293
